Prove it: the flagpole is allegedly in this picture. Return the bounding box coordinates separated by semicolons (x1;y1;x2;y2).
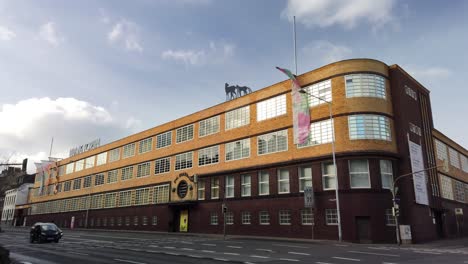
293;16;298;75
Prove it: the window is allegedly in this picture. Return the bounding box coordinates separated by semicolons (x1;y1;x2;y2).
125;216;130;226
258;129;288;155
198;180;205;200
298;119;333;148
139;137;153;154
142;216;148;226
83;175;92;188
153;184;170;204
137;162;151;178
258;171;270;195
348;115;391;141
241;175;251;197
66;163;74;174
449;148;460;169
75;159;84;172
440;174;453;200
123;143;136;158
91;194;103;209
225;175;234;198
119;191;132;207
135;188;150;205
322;162;336;190
301;209;314;225
109;148;120;162
104;192;117;208
210;213;218;225
58;166;65;176
385;209;396;226
454;180;465;203
107;170;118;184
95;173;105;186
242;211;251;225
257;94;287;121
278;169;290;194
461;155;468;173
175;152;193;170
96;152;107;166
211;177;219;199
85;156;95;169
121;166;134;181
156;131;172;148
198;146;219;166
152;216;158;226
64;181;71;192
176;124;194;143
225;139;250;161
380;160;393;189
117;217;122;226
325;209;338;225
279;210;291;225
225;106;250;130
56;183;62;193
349;160;370;188
199;116;220;137
155;157;171;174
299;166;312;192
345;74;386;99
225;212;234;225
302;79;332;107
73;179;81;190
259;211;270;225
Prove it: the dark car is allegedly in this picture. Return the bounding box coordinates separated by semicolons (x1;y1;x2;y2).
30;223;63;243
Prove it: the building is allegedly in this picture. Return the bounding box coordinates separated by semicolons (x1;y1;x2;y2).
1;183;33;226
26;59;467;243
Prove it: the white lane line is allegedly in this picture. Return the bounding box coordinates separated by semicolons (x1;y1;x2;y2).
368;247;392;250
227;245;242;249
382;262;398;264
202;243;216;246
280;258;300;262
181;241;193;244
213;258;228;261
316;262;334;264
202;250;215;253
67;251;89;256
273;243;308;249
335;244;349;247
288;251;310;256
348;251;400;257
163;246;176;249
250;255;269;259
181;248;194;251
256;248;274;252
413;251;441;255
165;252;181;256
332;257;361;262
114;259;147;264
188;255;203;258
148;245;159;248
223;252;240;255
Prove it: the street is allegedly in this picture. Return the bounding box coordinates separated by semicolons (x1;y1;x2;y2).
0;228;467;264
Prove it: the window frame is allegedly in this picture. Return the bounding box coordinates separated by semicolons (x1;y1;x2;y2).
349;159;371;189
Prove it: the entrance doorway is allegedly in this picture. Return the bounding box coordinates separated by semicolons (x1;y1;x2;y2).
179;210;188;232
356;216;371;243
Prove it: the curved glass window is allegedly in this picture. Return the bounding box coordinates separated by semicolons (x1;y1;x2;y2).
345;74;386;99
348;115;391;141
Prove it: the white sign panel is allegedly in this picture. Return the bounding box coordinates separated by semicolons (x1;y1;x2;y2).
400;225;412;240
304;187;314;208
408;140;429;205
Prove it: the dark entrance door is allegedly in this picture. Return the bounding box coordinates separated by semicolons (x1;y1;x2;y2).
356;216;371;243
434;211;444;238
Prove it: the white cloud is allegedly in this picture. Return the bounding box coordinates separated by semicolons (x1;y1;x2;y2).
108;19;143;52
302;40;352;64
39;22;64;46
282;0;396;29
406;67;452;79
162;41;235;66
0;25;15;40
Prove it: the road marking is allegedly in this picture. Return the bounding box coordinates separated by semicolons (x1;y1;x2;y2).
181;248;194;251
163;246;176;249
250;255;269;259
213;258;228;261
165;252;181;256
382;262;398;264
335;244;349;247
413;251;441;255
280;258;300;262
273;243;308;249
256;248;274;252
368;247;392;250
316;262;334;264
188;255;203;258
202;250;215;253
67;251;89;256
288;251;310;256
348;251;400;257
148;245;159;248
332;257;361;262
114;259;147;264
223;252;240;255
227;245;242;249
202;243;216;246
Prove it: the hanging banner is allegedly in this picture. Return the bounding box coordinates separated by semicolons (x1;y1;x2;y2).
408;139;429;205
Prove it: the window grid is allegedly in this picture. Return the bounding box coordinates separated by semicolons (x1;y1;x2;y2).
348;115;391;141
152;216;158;226
104;192;117;208
107;170;118;184
135;187;150;205
380;160;393;189
279;210;291;225
175;152;193;170
96;152;107;166
449;148;460;168
155;157;171;174
156;131;172;149
259;211;270;225
454;180;465;203
153;184;170;204
326;209;338;225
199;116;220;137
95;173;105;186
198;145;219;166
257;129;288;155
225;106;250;130
73;179;81;190
349;159;371;189
241;175;251;197
122;143;136;159
119;191;132;207
301;209;314;225
210;213;218;225
298;119;334;148
109;148;120;162
322;162;336;190
385;209;396;226
75;159;84;172
278;169;290;194
83;175;92;188
64;181;71;192
121;166;134;181
225;139;250;161
211;178;219;199
345;74;386;99
66;163;74;174
139;138;153;154
137;162;151;178
298;166;312;192
440;174;454;200
176;124;194;143
225;175;234;198
257;94;287;121
258;171;270;195
303;79;332;106
225;212;234;225
462;155;468;173
241;211;251;225
85;156;95;169
198;180;205;200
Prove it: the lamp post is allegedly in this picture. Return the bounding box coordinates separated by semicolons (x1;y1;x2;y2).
298;88;342;242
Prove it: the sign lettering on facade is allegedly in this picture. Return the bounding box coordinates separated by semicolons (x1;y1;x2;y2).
69;138;101;157
408;139;429;205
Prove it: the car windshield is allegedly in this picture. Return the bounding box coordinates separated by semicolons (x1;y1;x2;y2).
40;224;58;231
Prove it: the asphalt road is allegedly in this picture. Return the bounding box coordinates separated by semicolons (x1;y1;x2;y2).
0;228;467;264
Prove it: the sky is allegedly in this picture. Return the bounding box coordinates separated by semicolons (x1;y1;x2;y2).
0;0;467;173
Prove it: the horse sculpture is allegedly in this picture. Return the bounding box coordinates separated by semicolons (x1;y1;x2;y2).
236;86;252;96
225;83;252;101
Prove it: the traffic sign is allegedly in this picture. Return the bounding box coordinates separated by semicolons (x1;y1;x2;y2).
304;187;315;208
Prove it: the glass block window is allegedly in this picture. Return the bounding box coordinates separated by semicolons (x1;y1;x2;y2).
137;162;151;178
142;216;148;226
104;192;117;208
119;190;132;207
125;216;130;226
299;166;312;192
301;209;314;225
95;173;105;186
75;159;84;172
257;94;287;121
449;148;460;169
298;119;333;148
258;129;288;155
139;137;153;154
349;115;391;141
380;160;393;189
259;211;270;225
225;106;250;130
110;217;115;226
462;155;468;173
198;179;205;200
225;175;235;198
199;115;220;137
226;139;250;161
73;178;81;190
117;217;122;226
349;159;370;188
322;162;336;190
241;174;251;197
155;157;171;174
225;212;234;225
91;194;103;209
152;216;158;226
122;143;136;159
210;213;218;225
156;131;172;148
107;170;118;184
109;148;120;162
175;152;193;170
454;180;465;203
385;209;396;226
345;74;386;99
211;177;219;199
83;175;92;188
121;166;134;181
153;184;170;204
302;79;332;107
135;187;150;205
242;211;251;225
198;145;219;166
96;152;107;166
326;209;338;225
133;216;139;226
279;210;291;225
64;181;71;192
440;174;453;200
85;156;95;169
66;163;74;174
176;124;194;143
258;171;270;195
278;169;290;194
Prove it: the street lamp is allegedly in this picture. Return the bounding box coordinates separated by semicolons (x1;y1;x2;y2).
298;88;342;242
